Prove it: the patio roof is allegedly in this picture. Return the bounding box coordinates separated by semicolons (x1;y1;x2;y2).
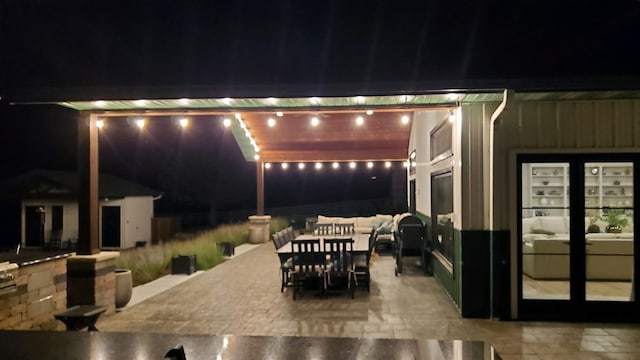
55;92;506;162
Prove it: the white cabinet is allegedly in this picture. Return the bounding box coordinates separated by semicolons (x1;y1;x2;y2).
522;163;570;217
585;162;633;213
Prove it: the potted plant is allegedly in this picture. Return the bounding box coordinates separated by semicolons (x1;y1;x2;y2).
603;208;628;233
586;216;601;233
115;269;133;309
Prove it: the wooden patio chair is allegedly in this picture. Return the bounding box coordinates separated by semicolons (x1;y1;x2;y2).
290;239;324;300
354;229;377;292
323;238;356;299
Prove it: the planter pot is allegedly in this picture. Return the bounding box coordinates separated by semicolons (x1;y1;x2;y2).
115;269;133;309
606;225;623;233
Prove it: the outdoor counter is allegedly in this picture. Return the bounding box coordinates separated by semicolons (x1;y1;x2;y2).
0;249;72;267
0;331;501;359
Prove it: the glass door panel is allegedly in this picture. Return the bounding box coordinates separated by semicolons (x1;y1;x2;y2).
584;162;634;301
521;162;571;300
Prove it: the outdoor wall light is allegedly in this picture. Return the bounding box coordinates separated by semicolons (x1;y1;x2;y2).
281;163;289;169
223;118;231;127
311;117;319;126
401;115;410;124
315;162;323;170
298;163;305;170
267;118;276;127
356;116;364;126
349;162;356;169
264;162;271;169
366;161;374;169
135;119;146;129
96;120;104;129
448;110;456;123
332;162;340;169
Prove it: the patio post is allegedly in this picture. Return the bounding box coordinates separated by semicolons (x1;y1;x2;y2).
248;160;270;243
77;112;100;255
256;160;264;216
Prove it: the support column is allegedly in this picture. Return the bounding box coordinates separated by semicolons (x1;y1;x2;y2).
77;112;100;255
249;160;270;243
256;160;264;216
67;252;119;313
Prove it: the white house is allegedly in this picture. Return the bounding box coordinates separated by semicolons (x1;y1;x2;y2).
11;170;160;249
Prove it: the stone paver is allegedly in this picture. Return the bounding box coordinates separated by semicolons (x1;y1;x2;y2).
99;243;640;359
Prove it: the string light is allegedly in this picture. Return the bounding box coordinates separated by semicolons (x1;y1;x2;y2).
135;119;145;129
356;116;364;126
267;118;276;127
298;163;305;170
332;162;340;169
311;117;319;126
315;162;323;170
223;118;231;127
265;163;271;169
179;118;189;128
349;162;356;169
96;120;104;129
281;163;289;169
366;161;374;169
401;115;410;124
385;161;392;168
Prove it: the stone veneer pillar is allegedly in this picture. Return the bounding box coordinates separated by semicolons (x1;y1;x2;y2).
66;252;119;314
248;215;271;244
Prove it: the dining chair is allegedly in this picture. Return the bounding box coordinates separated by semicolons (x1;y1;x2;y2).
354;229;376;292
334;223;355;235
323;238;356;299
314;223;334;235
290;239;324;300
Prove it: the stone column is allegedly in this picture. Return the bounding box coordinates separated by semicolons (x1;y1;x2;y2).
248;215;271;244
66;252;119;314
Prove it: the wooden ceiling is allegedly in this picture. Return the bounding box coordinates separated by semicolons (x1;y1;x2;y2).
240;110;413;162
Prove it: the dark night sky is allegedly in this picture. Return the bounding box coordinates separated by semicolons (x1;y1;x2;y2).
1;1;640;213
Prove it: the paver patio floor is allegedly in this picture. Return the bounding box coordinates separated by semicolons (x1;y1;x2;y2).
99;242;640;359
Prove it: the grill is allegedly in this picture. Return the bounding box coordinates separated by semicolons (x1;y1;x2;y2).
0;262;19;296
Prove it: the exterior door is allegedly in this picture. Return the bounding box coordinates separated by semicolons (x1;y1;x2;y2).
101;206;121;248
518;154;639;322
25;205;44;247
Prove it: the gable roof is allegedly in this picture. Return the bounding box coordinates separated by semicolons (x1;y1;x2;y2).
4;169;161;199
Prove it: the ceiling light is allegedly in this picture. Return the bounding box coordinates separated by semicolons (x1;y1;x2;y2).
178;98;191;105
311;117;319;126
254;154;260;160
266;97;278;105
94;100;107;108
367;161;374;169
179;118;189;128
310;97;320;104
135;119;145;129
134;99;147;107
221;97;233;105
315;162;323;170
385;161;392;168
448;110;456;123
265;163;271;169
356;116;364;126
282;163;289;170
267;118;276;127
96;120;104;129
400;95;415;103
276;112;283;117
298;163;305;170
355;96;365;104
401;115;410;124
366;109;374;115
447;93;459;101
349;162;356;169
223;118;231;127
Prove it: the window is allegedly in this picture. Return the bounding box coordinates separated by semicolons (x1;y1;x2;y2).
432;169;454;264
430;118;452;162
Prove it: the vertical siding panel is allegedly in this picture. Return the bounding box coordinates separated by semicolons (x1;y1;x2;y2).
595;102;614;148
634;100;640;147
519;102;540;148
614;100;634;147
558;102;577;147
576;102;595;148
538;102;559;148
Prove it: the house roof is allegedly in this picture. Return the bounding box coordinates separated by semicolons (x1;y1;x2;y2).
4;169;161;199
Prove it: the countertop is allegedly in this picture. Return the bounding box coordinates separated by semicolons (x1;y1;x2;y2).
0;249;72;267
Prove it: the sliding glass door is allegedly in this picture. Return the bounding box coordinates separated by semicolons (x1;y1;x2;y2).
519;154;638;321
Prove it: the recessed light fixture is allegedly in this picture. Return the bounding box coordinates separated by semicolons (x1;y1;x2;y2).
298;163;305;170
276;111;283;117
366;109;374;116
356;116;364;126
282;163;289;170
178;98;191;105
221;97;233;105
94;100;107;108
311;117;319;127
267;118;276;127
447;93;458;101
135;119;145;129
134;99;147;107
367;161;374;169
266;97;278;105
401;115;410;124
355;96;365;104
310;97;320;104
179;118;189;128
332;162;340;169
96;120;104;129
265;163;271;169
315;162;323;170
223;118;231;127
385;161;392;168
349;162;356;169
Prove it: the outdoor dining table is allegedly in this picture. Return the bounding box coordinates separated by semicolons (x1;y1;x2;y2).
275;233;370;263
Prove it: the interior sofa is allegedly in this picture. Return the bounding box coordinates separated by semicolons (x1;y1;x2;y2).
522;215;634;280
